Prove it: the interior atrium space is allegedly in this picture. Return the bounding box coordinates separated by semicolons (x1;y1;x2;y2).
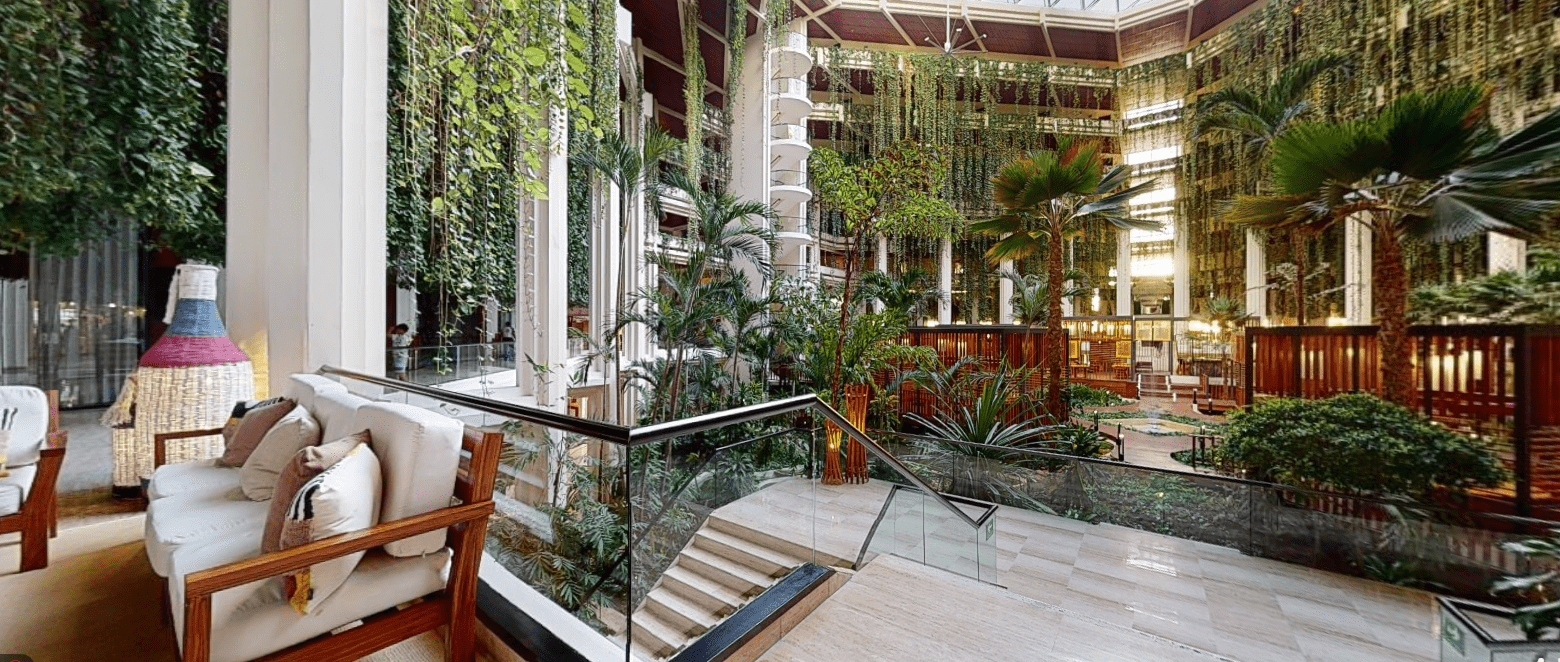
5;0;1560;660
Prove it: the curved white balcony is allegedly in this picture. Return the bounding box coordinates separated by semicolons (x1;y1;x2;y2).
770;30;812;80
770;123;810;165
776;214;809;235
771;169;811;208
770;77;813;124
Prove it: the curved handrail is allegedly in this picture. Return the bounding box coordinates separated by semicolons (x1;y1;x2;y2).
320;365;980;529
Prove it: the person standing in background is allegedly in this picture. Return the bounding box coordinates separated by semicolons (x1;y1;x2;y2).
389;323;413;381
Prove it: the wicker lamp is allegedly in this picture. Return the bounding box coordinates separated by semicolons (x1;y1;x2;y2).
106;264;253;497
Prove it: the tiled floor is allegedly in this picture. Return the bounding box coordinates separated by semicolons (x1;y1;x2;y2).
734;478;1439;662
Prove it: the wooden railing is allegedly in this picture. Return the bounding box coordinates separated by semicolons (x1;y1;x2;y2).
1246;325;1560;515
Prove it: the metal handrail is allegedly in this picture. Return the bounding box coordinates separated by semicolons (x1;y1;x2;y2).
320;365;981;529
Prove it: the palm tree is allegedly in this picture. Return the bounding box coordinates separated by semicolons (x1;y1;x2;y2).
971;139;1159;418
858;267;945;320
618;173;775;421
1192;53;1353;324
572;129;683;422
999;267;1086;369
1227;85;1560;405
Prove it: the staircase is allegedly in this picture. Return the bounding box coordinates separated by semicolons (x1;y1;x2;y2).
622;513;811;660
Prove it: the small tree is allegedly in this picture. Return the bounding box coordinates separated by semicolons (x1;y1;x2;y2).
809;141;961;403
973;139;1158;419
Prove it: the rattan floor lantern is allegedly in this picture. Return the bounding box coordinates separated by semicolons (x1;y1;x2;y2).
106;264;252;498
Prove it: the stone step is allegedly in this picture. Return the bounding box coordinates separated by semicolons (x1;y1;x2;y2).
694;527;800;578
660;564;748;616
643;584;718;639
706;513;846;566
629;610;688;660
678;546;771;597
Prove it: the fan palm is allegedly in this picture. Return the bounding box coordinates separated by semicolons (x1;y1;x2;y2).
1227;84;1560;405
571;128;683;422
1000;267;1086;369
858;267;945;320
971;139;1159;418
1192;53;1353;324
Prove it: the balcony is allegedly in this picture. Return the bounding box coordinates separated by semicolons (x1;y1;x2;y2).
770;29;811;79
770;122;810;165
776;213;810;235
771;76;814;123
770;168;811;208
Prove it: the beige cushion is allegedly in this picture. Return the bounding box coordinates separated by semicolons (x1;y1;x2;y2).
144;489;268;577
311;390;371;446
276;441;382;614
286;374;348;412
0;386;48;467
240;407;322;501
352;402;463;557
0;463;35;516
0;430;9;478
263;430;371;554
218;398;296;467
147;459;239;501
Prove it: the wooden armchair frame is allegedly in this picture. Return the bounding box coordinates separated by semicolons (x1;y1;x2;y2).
178;427;503;662
0;389;67;572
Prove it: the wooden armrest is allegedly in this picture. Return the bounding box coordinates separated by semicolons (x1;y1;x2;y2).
154;428;225;469
41;430;67;457
184;500;494;598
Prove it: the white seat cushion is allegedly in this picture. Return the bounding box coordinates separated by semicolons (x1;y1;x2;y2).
0;386;48;467
0;463;36;516
352;403;462;557
169;544;449;662
145;490;269;577
285;374;348;413
312;390;372;445
147;459;240;501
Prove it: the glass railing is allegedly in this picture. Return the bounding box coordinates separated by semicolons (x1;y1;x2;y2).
770;168;807;188
878;429;1560;599
318;367;990;662
770;123;806;142
385;342;514;386
773;30;807;54
776;215;809;235
769;76;807;98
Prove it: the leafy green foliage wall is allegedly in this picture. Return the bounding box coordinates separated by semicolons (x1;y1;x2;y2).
386;0;617;334
1;0;226;262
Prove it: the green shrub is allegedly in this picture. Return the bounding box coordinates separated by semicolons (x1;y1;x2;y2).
1217;393;1505;499
1067;383;1128;409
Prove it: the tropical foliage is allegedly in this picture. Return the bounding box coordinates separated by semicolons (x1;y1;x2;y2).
973;139;1159;417
1411;244;1560;324
1494;532;1560;640
1216;394;1505;500
1;0;226;261
1226;85;1560;405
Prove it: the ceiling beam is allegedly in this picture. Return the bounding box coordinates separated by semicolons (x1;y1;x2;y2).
961;8;988;53
879;1;918;47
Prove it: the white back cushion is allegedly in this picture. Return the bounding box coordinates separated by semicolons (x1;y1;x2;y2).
0;386;48;467
239;407;323;501
312;390;371;444
352;403;462;556
286;374;348;413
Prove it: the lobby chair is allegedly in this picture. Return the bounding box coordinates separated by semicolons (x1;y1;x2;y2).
0;387;68;573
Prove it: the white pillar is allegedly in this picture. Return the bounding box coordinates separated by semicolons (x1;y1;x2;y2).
874;236;890;314
1344;216;1373;324
226;0;388;397
1489;233;1527;275
938;238;953;325
1173;221;1190;318
515;110;570;412
1115;231;1133;316
1244;229;1266;321
998;259;1014;324
729;32;774;289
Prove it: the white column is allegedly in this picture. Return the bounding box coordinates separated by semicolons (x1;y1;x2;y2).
1115;231;1133;316
1489;233;1527;275
729;32;774;289
1344;215;1373;324
998;259;1014;324
227;0;388;397
1244;229;1266;321
1173;221;1190;318
515;110;570;412
938;238;953;325
874;235;890;314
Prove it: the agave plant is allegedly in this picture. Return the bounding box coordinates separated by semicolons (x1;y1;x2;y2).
1227;85;1560;406
905;371;1060;505
972;139;1159;419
